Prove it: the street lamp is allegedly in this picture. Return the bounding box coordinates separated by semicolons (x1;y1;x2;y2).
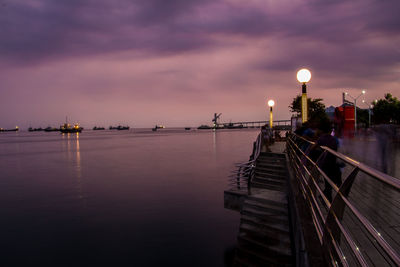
362;100;373;127
268;99;275;129
297;69;312;123
345;90;365;132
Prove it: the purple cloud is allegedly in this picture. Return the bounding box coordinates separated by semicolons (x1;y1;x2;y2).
0;0;399;128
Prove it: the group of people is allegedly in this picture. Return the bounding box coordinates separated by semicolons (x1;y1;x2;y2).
295;121;342;202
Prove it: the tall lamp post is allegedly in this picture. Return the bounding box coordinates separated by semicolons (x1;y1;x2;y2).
345;90;366;132
362;100;372;127
268;99;275;129
296;69;312;123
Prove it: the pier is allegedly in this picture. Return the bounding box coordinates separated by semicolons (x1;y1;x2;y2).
224;130;400;266
217;120;291;130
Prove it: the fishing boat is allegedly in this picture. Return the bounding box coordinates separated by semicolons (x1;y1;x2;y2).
60;120;83;133
152;125;165;131
44;127;60;132
197;125;212;129
0;126;19;132
223;122;245;129
93;126;105;130
109;126;130;130
28;127;44;132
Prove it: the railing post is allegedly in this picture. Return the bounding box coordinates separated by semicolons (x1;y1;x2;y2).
322;167;359;264
237;166;242;190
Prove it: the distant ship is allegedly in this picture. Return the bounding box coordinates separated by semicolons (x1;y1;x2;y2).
44;127;60;132
28;127;44;132
60;120;83;133
0;126;19;132
197;125;212;129
93;126;105;130
185;127;191;130
152;125;165;131
109;126;130;130
224;123;245;129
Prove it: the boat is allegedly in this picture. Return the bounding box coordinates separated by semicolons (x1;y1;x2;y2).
109;126;130;130
93;126;105;130
44;127;60;132
60;122;83;133
0;126;19;132
185;127;191;130
224;123;245;129
28;127;44;132
197;125;212;129
152;125;165;131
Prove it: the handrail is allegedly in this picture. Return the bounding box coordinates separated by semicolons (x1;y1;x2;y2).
319;146;400;190
230;129;269;191
286;133;400;266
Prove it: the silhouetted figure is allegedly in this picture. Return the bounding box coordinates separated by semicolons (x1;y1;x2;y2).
261;126;273;152
297;122;315;152
312;123;341;202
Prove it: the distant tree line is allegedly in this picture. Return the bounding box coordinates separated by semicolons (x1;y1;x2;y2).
372;93;400;124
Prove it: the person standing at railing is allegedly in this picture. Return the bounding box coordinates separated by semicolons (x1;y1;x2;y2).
295;122;316;152
312;123;342;202
261;126;273;152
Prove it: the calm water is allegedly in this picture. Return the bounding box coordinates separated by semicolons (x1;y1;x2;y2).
0;129;259;266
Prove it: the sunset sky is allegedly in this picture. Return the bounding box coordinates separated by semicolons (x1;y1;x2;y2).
1;0;399;128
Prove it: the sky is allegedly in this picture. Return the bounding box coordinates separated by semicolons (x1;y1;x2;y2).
0;0;399;128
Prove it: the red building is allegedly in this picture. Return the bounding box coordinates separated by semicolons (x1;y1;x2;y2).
334;104;355;137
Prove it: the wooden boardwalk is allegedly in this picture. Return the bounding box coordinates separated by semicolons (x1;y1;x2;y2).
232;152;294;266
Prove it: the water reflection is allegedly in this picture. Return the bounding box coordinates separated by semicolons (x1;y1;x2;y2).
75;133;84;203
212;130;217;154
63;133;84;202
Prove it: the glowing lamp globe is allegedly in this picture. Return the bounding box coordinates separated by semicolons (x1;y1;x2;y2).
297;69;312;83
268;100;275;107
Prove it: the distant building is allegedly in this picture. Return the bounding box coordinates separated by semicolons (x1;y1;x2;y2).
325;105;336;121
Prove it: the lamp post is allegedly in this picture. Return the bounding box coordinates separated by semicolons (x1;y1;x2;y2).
296;69;312;123
362;100;372;127
345;90;365;132
268;99;275;129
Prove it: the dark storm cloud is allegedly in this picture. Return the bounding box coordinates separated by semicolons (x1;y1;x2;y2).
0;0;399;69
252;0;400;82
0;0;215;65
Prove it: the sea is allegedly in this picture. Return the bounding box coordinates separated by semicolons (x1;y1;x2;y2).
0;128;260;267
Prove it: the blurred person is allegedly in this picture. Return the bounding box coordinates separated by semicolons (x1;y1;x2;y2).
311;122;341;202
373;124;396;175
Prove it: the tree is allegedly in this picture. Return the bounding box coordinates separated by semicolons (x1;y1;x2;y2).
289;95;326;118
372;93;400;124
289;95;330;128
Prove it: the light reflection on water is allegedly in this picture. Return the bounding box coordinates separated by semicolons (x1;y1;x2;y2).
0;129;259;266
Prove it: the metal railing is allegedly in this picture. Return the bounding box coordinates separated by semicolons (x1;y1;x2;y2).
228;129;270;190
286;133;400;266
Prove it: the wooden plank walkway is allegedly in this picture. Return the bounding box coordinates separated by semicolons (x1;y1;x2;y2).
233;152;293;266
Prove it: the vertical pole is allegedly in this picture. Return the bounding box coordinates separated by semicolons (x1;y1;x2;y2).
354;99;357;133
368;108;371;127
270;107;273;129
301;83;308;123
